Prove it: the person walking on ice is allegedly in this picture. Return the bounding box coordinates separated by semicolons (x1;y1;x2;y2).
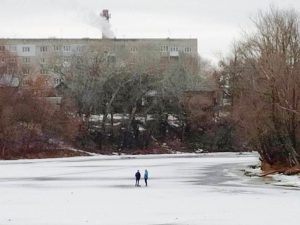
144;169;149;187
135;170;141;186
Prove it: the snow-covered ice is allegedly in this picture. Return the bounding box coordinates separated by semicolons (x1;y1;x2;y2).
0;152;299;225
270;173;300;187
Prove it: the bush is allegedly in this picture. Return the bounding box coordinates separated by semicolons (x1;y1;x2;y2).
0;88;79;157
187;119;239;152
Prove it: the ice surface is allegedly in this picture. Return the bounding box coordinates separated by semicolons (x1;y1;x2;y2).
271;173;300;187
0;152;299;225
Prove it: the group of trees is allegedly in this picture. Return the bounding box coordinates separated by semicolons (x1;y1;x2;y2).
0;46;79;158
0;88;79;157
55;46;212;152
1;37;219;157
219;7;300;168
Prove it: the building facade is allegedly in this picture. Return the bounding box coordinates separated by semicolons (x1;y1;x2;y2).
0;38;198;87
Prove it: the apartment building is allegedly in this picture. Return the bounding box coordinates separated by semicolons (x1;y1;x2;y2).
0;38;198;87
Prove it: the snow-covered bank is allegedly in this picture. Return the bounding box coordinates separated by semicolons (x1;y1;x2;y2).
242;164;300;188
0;152;299;225
271;173;300;187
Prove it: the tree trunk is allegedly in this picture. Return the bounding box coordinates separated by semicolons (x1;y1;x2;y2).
110;112;114;139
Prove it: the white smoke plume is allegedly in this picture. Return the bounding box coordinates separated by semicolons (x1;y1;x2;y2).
86;11;115;39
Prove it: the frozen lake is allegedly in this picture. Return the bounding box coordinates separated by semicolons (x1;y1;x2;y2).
0;152;299;225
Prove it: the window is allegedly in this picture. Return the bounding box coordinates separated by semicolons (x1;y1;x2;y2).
9;57;16;63
22;47;30;52
9;46;17;52
77;46;85;52
53;67;60;73
63;46;71;51
107;55;116;64
40;58;46;64
76;56;83;64
185;47;192;53
22;57;30;63
63;57;71;67
130;47;137;52
170;46;178;52
63;56;71;63
54;46;61;51
40;46;48;52
55;78;61;85
103;49;110;54
7;68;16;74
40;69;48;75
160;45;169;52
23;79;30;85
0;46;5;51
22;68;30;75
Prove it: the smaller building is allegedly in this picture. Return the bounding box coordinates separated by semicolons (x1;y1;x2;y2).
182;88;219;130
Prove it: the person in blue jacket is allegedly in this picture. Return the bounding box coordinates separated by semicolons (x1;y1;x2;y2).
144;169;149;186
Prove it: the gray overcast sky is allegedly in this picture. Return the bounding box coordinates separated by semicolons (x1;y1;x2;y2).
0;0;299;63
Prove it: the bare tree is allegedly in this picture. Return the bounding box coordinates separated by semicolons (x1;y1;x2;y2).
220;7;300;168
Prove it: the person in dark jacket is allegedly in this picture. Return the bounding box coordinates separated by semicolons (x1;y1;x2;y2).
135;170;141;186
144;169;149;186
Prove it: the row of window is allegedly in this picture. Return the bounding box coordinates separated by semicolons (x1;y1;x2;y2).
22;77;61;86
0;45;18;52
21;57;71;64
25;45;75;53
184;47;192;53
170;47;179;52
23;57;30;63
0;66;44;75
0;45;83;53
40;45;85;52
130;47;138;52
22;57;46;64
0;46;17;52
6;55;112;65
2;45;193;54
22;47;30;52
160;46;192;53
17;48;194;66
6;68;17;74
0;57;17;63
21;67;48;75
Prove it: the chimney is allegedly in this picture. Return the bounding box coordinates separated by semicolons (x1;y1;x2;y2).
100;9;111;39
101;9;110;21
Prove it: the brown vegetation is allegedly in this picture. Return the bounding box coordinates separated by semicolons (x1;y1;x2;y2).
0;87;80;158
219;7;300;170
0;41;82;159
182;90;218;130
